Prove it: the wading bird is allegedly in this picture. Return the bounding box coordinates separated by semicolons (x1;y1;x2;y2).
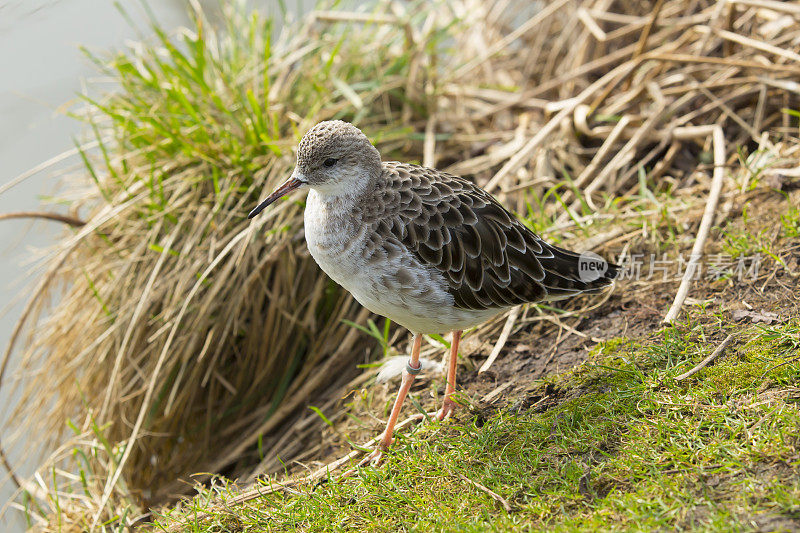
248;121;616;464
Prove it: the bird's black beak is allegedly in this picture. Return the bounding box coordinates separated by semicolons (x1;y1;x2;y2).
247;175;306;219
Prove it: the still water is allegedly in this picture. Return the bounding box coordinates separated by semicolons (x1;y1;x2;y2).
0;2;215;529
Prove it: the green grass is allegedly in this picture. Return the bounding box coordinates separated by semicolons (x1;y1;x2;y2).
151;319;800;532
780;203;800;239
719;200;800;279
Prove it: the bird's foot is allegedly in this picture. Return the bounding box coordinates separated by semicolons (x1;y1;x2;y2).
409;400;456;423
410;410;438;422
341;444;387;478
436;399;456;421
358;442;388;467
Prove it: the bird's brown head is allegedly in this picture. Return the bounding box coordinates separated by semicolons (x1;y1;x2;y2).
248;120;381;218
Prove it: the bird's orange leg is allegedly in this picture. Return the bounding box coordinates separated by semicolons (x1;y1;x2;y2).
361;333;423;466
438;330;461;421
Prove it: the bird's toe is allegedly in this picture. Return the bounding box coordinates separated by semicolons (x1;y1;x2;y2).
359;447;385;467
436;400;456;421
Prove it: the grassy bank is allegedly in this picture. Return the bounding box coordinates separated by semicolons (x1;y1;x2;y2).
154;316;800;531
1;0;799;530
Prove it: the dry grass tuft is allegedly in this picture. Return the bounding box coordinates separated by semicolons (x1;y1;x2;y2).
2;0;799;529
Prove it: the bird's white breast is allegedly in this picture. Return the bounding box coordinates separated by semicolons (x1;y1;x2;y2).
304;189;500;333
303;191;366;283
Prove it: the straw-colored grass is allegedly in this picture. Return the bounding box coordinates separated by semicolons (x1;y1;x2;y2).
1;0;799;530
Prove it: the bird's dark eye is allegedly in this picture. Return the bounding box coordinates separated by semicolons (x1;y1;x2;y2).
323;158;338;168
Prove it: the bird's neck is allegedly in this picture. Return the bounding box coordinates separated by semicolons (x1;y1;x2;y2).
305;187;362;249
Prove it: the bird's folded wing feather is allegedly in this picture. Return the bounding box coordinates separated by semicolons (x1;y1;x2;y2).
358;162;606;311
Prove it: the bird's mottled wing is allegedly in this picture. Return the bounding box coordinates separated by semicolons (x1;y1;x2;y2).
358;162;613;311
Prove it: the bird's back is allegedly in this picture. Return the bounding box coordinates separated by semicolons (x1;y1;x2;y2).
355;162;617;312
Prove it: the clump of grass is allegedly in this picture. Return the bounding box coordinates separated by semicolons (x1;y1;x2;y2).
2;1;466;527
780;204;800;239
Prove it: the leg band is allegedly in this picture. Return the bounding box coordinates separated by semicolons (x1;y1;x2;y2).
405;360;422;375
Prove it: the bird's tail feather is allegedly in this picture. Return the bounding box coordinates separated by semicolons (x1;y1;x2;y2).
538;242;618;299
